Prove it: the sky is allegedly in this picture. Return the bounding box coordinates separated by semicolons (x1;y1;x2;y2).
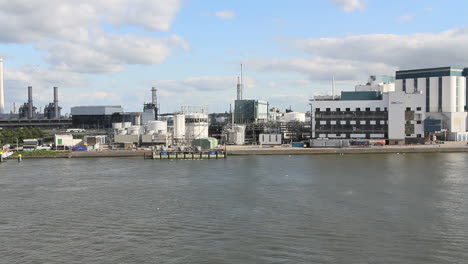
1;0;468;114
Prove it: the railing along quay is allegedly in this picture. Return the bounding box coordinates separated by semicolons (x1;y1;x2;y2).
144;149;227;160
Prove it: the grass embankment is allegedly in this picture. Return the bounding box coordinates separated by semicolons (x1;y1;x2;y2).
11;150;70;157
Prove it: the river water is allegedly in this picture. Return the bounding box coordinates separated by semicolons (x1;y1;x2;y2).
0;153;467;263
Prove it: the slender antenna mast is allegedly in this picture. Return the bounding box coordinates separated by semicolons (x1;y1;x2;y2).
236;76;241;100
332;76;335;99
240;64;243;100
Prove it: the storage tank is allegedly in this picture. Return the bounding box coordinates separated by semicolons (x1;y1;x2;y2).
112;122;123;129
117;128;127;135
147;120;167;134
173;114;185;139
185;113;208;140
127;126;141;135
122;122;132;128
228;125;245;145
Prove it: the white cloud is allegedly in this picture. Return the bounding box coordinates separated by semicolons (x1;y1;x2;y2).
38;34;190;73
329;0;366;12
247;28;468;87
269;94;311;107
247;57;396;82
5;66;86;89
396;14;414;23
0;0;181;43
214;10;236;20
293;28;468;70
142;76;256;112
0;0;186;74
3;66;87;111
153;76;256;94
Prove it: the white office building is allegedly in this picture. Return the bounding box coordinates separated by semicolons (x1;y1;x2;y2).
395;67;468;140
310;75;425;144
311;68;468;144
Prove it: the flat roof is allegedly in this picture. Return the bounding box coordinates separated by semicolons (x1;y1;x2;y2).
396;66;467;79
71;105;122;108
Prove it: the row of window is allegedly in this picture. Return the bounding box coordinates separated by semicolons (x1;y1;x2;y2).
318;120;387;125
318;134;386;138
318;133;423;138
316;106;423;112
407;120;422;124
406;134;423;138
316;107;388;112
318;120;424;125
406;107;422;111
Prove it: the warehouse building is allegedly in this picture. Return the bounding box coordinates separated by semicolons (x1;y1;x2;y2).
71;105;124;129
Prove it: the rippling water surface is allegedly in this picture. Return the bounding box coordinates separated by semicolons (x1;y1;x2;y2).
1;154;467;263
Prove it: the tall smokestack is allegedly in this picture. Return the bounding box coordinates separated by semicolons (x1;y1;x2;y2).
28;86;33;119
332;76;335;99
236;64;244;100
53;86;59;118
151;87;157;105
0;57;4;114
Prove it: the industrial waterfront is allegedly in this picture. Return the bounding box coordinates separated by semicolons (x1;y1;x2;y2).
1;154;467;263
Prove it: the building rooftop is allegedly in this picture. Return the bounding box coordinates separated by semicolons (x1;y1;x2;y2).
71;105;124;116
341;91;383;101
396;66;468;79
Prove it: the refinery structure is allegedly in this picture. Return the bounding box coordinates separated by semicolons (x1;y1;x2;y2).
1;56;468;151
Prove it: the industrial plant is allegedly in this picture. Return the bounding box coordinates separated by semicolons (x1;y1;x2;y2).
1;56;468;156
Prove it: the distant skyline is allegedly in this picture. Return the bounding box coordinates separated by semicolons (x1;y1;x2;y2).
1;0;468;113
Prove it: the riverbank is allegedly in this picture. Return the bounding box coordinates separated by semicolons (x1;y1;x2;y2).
3;142;468;159
226;144;468;155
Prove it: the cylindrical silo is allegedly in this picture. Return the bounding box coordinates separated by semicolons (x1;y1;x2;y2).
173;114;185;139
117;128;127;135
112;122;123;129
147;120;167;134
127;126;141;135
185;113;208;140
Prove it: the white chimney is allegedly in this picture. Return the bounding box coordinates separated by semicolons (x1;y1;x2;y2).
0;57;4;114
